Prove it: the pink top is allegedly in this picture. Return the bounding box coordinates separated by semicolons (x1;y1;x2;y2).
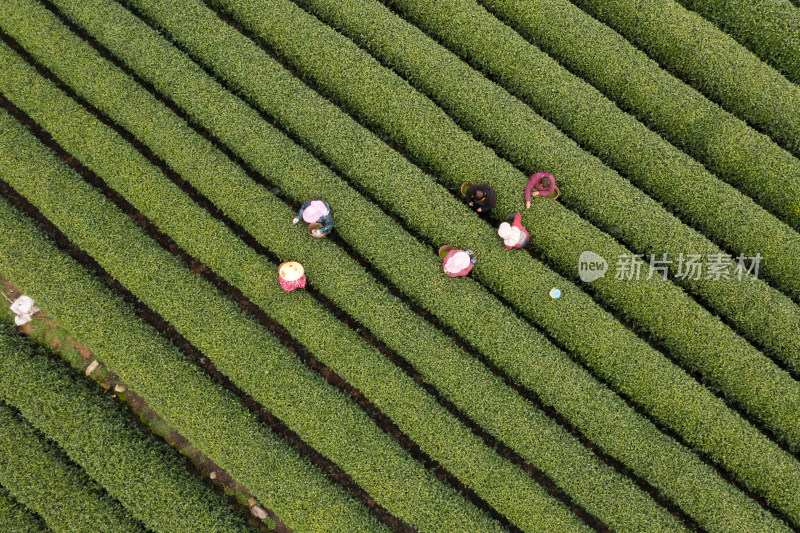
279;274;307;291
504;213;530;250
442;249;475;277
525;172;555;202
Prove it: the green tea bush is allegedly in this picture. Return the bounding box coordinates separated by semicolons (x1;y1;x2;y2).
673;0;800;85
0;402;144;533
0;200;384;533
570;0;800;158
476;0;800;233
31;0;800;525
0;486;48;533
142;0;800;454
5;0;799;528
0;56;585;533
192;0;800;431
0;109;504;532
0;6;739;531
367;0;800;304
0;323;255;533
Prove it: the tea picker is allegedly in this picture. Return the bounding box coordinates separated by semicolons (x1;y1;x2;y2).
461;183;496;213
525;172;559;209
293;199;334;238
497;213;530;249
439;246;477;277
278;262;307;291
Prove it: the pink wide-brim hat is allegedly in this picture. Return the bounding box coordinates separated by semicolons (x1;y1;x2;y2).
302;200;330;223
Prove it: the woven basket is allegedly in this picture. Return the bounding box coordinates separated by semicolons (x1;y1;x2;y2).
545;185;560;200
307;222;327;238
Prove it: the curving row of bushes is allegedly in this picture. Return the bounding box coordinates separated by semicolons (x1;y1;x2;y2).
87;0;800;523
0;103;505;532
364;0;800;318
183;0;800;453
0;197;384;533
288;0;800;391
0;42;587;533
7;5;744;532
0;319;255;533
198;0;800;442
569;0;800;159
673;0;800;85
0;485;50;533
38;0;800;528
3;8;689;530
0;400;144;533
475;0;800;234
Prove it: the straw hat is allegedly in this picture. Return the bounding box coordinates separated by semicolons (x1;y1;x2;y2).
278;261;305;282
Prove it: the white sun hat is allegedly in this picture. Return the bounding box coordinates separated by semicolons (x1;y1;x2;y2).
444;251;471;273
497;222;522;246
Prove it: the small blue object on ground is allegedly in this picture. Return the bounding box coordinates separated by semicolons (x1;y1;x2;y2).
550;288;562;299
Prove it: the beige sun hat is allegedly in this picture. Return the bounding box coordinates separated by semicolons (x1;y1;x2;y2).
278;261;305;282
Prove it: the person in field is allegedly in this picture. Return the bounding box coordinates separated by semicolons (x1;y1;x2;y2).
497;213;530;249
293;199;334;237
462;183;496;213
278;261;306;291
525;172;556;208
439;246;477;277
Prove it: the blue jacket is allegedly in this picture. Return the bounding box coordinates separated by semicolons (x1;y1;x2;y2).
297;200;335;235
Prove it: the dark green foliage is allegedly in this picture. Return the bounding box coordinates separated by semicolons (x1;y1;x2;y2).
0;323;254;533
571;0;800;159
674;0;800;85
477;0;800;233
0;402;145;533
0;197;383;533
0;485;49;533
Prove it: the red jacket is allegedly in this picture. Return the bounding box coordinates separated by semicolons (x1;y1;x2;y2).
525;172;555;201
504;213;530;249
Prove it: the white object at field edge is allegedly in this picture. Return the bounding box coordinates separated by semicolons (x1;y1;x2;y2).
10;295;39;325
